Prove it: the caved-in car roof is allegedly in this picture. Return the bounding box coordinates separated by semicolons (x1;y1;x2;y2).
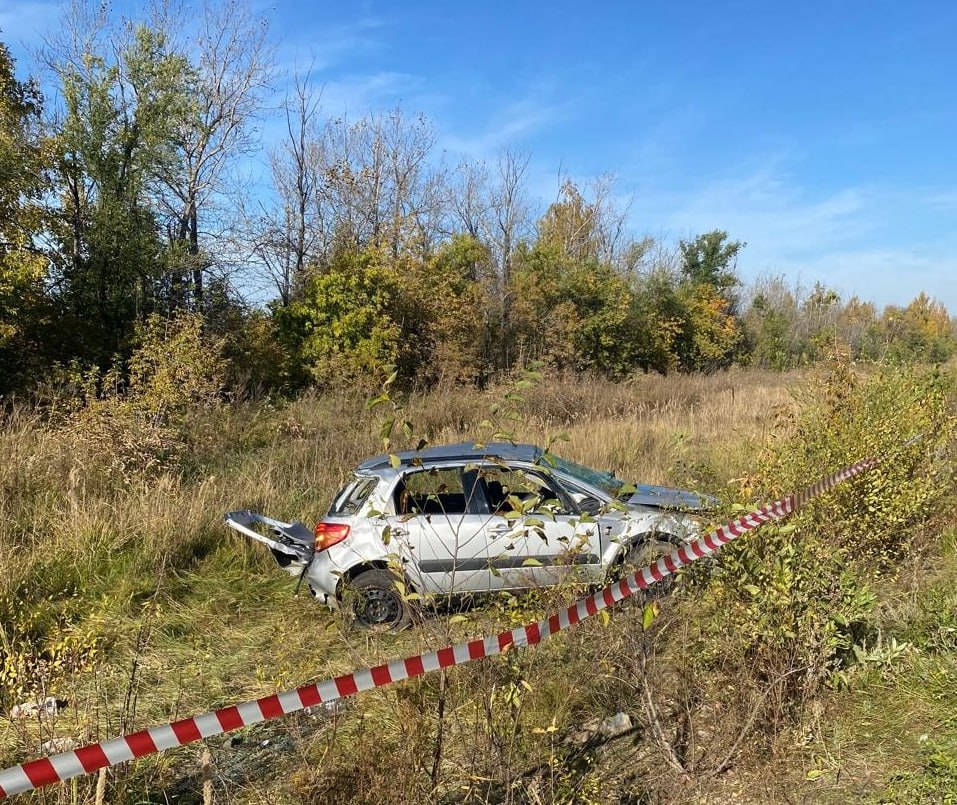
358;441;542;471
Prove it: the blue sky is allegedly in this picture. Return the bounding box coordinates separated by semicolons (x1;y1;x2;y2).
3;0;957;311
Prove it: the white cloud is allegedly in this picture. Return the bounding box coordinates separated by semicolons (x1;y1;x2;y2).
648;170;870;253
272;15;386;77
316;70;424;116
440;97;569;159
628;163;957;311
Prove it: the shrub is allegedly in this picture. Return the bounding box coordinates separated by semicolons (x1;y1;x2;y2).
674;362;956;749
765;362;956;568
879;738;957;804
64;312;226;484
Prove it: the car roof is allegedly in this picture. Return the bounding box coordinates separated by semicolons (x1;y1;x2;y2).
357;441;542;471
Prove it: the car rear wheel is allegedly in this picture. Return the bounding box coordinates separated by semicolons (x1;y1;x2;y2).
342;569;412;631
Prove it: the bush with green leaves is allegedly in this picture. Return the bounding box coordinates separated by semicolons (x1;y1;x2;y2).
509;244;642;377
675;362;956;742
275;240;491;390
764;362;955;568
63;312;227;484
274;249;405;389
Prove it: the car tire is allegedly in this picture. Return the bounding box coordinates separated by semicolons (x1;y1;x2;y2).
342;569;412;631
619;533;683;598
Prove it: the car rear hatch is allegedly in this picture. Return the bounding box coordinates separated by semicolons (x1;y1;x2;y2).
224;510;315;575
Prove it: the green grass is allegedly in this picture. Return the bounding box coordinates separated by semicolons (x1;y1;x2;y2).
790;530;957;803
1;368;955;803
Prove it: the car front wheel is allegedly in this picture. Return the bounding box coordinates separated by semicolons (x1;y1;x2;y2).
342;569;412;631
619;534;683;598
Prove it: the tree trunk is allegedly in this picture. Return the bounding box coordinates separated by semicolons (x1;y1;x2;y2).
189;200;202;310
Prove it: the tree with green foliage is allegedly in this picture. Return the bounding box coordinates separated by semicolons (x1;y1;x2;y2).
679;229;744;295
672;230;745;370
412;234;493;384
536;180;603;263
510;247;638;377
743;276;800;369
503;181;650;376
881;292;955;364
628;267;686;373
201;279;289;396
274;248;405;388
795;282;842;361
0;40;49;392
673;280;744;371
3;1;955;399
836;296;881;361
48;22;193;366
274;237;493;390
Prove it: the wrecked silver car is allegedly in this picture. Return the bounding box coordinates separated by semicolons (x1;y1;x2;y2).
225;442;715;630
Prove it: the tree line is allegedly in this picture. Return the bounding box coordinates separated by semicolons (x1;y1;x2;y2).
1;2;954;399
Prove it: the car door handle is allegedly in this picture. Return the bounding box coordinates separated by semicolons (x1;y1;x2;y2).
391;527;408;538
489;523;511;534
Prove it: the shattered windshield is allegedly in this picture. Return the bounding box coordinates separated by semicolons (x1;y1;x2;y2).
547;454;626;499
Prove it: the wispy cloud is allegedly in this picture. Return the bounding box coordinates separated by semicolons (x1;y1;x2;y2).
273;15;386;77
440;96;569;159
316;70;425;116
630;162;957;309
662;172;871;254
921;190;957;210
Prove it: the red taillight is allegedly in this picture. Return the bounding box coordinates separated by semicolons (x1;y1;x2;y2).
314;522;350;551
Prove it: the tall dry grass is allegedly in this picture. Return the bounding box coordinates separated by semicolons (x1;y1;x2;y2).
5;365;951;804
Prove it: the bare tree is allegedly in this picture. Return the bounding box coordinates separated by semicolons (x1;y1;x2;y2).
379;109;447;256
489;148;531;287
449;158;491;241
444;150;532;367
156;0;275;310
536;173;634;267
251;70;325;306
250;100;451;302
317;108;445;256
588;173;633;267
488;148;531;364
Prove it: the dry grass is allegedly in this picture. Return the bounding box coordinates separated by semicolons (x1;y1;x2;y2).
406;368;797;490
0;367;953;804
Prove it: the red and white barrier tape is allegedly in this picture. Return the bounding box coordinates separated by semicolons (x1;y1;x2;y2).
0;455;880;798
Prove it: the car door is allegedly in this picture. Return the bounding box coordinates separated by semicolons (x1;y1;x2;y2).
475;464;603;588
386;464;510;595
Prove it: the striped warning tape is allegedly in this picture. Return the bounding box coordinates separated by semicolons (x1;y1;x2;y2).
0;454;881;798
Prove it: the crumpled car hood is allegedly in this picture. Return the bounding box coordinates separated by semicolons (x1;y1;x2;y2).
626;484;717;512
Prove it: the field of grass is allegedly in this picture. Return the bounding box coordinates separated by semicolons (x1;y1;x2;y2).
1;366;955;803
